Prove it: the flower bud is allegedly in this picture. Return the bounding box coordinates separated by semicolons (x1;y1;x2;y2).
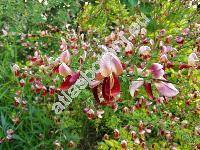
68;140;76;149
114;129;120;139
60;50;71;64
121;140;127;149
19;79;25;87
131;131;137;140
87;109;94;120
102;134;109;140
12;64;20;77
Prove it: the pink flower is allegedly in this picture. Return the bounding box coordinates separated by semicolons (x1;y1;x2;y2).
188;52;198;66
58;63;72;77
166;35;172;44
175;36;184;47
60;50;71;65
12;64;20;77
144;82;154;100
58;62;80;91
96;110;104;118
59;71;80;91
141;28;147;35
49;86;55;96
114;129;120;139
149;63;165;78
19;79;25;87
149;39;154;46
41;30;47;37
134;138;140;145
130;63;179;98
182;28;189;36
159;29;166;36
139;46;151;55
131;131;137;140
125;43;133;56
86;109;95;120
121;140;127;149
60;38;68;51
160;54;169;63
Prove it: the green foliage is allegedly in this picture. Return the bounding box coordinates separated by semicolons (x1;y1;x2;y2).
78;0;132;36
0;0;81;33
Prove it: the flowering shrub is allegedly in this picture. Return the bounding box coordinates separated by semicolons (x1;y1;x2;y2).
6;23;199;149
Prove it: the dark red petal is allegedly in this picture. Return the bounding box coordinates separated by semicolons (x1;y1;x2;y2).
38;60;44;66
111;74;120;97
52;65;59;73
42;89;47;96
102;77;113;101
15;71;19;77
29;77;35;83
144;82;154;100
92;74;121;106
179;63;189;70
49;88;55;96
92;86;100;103
92;86;109;106
166;62;173;69
102;74;120;102
59;71;80;90
36;88;41;94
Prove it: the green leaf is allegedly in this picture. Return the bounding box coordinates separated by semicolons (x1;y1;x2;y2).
128;0;138;7
12;134;25;143
134;65;138;78
104;140;114;147
139;2;153;15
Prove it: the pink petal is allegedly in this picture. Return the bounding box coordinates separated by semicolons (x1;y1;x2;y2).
130;78;144;97
99;52;123;77
12;64;20;72
96;110;104;118
60;50;71;64
141;28;147;35
99;55;112;77
160;54;168;63
89;80;101;88
149;63;165;78
188;52;198;66
159;29;166;36
138;46;151;55
155;81;179;97
182;28;189;36
58;63;72;77
110;53;123;76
